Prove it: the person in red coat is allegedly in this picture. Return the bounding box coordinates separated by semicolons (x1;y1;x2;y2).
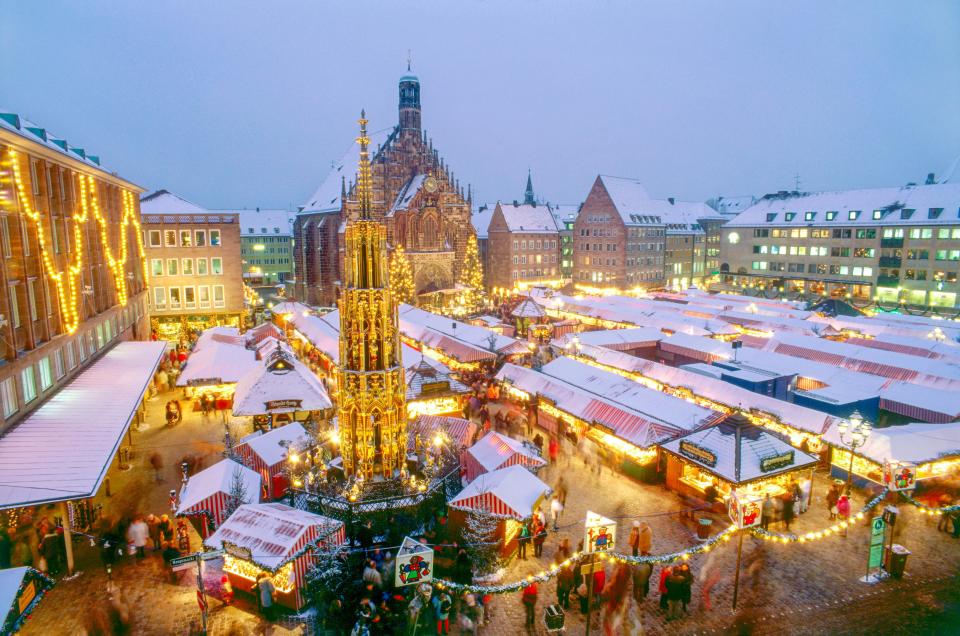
521;582;538;628
548;437;559;464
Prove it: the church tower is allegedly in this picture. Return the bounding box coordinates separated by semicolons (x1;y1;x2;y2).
524;169;536;205
398;61;421;133
337;111;408;481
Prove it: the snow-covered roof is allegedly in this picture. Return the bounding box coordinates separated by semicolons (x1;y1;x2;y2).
552;327;663;351
494;202;561;233
708;195;756;218
465;431;546;473
408;415;477;449
236;422;309;468
449;464;550;520
399;304;528;357
0;109;125;180
140;189;208;215
224;209;296;237
471;204;496;239
879;382;960;423
511;297;546;318
660;414;818;484
177;459;261;515
0;341;166;509
300;126;392;214
388;174;427;215
597;176;722;229
405;357;470;401
725;182;960;228
598;176;652;219
231;356;331;415
822;421;960;466
176;337;260;386
205;503;343;570
194;326;243;351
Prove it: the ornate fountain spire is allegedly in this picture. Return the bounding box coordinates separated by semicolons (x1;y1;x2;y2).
337;112;407;481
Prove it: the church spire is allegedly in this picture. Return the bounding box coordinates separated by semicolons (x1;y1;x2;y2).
524;168;536;205
356;110;373;219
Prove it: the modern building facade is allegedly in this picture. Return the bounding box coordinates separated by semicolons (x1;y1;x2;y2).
0;110;150;432
229;208;295;285
718;181;960;308
294;69;475;307
573;175;723;291
486;201;562;291
140;190;244;338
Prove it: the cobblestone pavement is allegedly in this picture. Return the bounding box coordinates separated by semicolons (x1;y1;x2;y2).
22;392;960;635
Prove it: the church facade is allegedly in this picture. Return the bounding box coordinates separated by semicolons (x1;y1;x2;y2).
293;71;475;307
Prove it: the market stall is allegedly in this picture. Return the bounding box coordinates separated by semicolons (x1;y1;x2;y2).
447;465;550;558
408;415;477;451
204;502;345;611
0;567;53;634
659;412;818;515
176;459;262;534
405;356;470;420
462;431;546;482
234;422;311;499
176;330;260;409
231;346;332;430
511;296;546;337
821;421;960;488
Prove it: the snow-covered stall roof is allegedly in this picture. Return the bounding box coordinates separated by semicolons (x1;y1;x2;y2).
879;382;960;423
400;304;528;357
821;421;960;466
511;297;546;319
495;202;561;233
0;341;165;509
0;566;50;631
176;337;260;386
408;415;477;449
660;333;735;363
448;465;550;519
270;301;310;317
660;413;818;484
177;459;260;519
231;355;331;416
543;293;737;336
236;423;309;469
405;357;470;401
205;503;344;570
465;431;546;474
716;310;818;336
553;327;663;352
245;322;284;348
193;326;243;351
843;333;960;363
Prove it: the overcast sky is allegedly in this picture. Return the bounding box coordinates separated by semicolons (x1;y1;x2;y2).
2;1;958;209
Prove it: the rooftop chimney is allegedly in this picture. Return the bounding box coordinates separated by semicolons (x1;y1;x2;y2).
926;173;936;185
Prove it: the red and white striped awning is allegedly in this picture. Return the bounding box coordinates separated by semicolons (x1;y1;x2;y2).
449;465;550;519
581;399;661;448
660;341;725;363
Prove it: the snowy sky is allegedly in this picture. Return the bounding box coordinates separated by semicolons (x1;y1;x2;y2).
2;1;958;209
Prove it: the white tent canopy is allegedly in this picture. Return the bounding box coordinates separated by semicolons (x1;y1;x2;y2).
822;421;960;466
236;422;310;468
177;459;261;515
176;338;259;386
231;357;332;416
449;465;550;519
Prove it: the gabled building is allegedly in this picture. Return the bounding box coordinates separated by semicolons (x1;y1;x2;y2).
487;200;562;291
294;69;475;306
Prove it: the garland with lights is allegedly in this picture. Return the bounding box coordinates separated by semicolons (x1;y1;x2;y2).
2;567;55;634
749;490;888;543
433;524;740;595
898;490;960;514
6;148;147;334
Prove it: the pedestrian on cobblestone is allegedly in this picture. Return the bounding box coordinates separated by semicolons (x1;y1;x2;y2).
557;560;574;610
433;591;453;634
518;522;531;559
761;495;774;531
550;495;563;532
628;521;641;557
638;521;652;556
677;563;693;613
126;515;149;560
827;483;840;520
149;452;164;483
533;520;547;557
521;582;538;629
146;514;161;551
555;476;568;507
665;568;686;621
632;561;652;602
658;565;672;611
781;492;795;532
837;494;851;536
257;573;276;620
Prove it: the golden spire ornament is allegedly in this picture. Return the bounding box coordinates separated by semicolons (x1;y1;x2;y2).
336;111;408;481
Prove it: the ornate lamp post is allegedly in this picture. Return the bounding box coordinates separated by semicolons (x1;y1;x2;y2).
836;410;871;495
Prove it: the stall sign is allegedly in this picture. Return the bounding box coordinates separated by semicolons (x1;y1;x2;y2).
17;581;35;614
759;451;795;473
728;490;762;529
264;399;303;411
222;541;253;561
395;536;434;587
584;511;617;553
679;441;717;467
188;378;223;387
882;461;916;492
419;380;451;396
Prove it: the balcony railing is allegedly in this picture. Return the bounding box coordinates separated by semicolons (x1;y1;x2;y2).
880;237;904;248
879;256;902;268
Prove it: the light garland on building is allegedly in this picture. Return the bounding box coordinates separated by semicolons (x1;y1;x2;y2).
6;148;147;334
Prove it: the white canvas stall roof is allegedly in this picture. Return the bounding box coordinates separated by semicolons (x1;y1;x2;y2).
844;333;960;363
879;382;960;423
193;326;242;352
511;297;546;318
716;310;818;336
408;416;477;449
231;358;331;415
237;422;309;467
822;421;960;466
574;343;837;436
660;333;735;362
270;301;310;317
405;358;470;401
176;339;260;386
496;202;561;233
543;293;737;336
205;503;343;570
681;288;807;311
466;431;546;473
254;337;294;360
808;314;960;342
660;416;818;484
0;341;166;509
449;465;550;520
0;566;30;618
399;304;527;355
177;459;260;515
552;327;663;351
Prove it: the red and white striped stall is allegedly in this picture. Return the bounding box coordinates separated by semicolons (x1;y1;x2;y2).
234;423;309;500
462;431;546;482
176;459;262;535
205;503;345;610
409;415;478;450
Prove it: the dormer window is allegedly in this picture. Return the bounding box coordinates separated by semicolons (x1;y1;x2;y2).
826;211;838;221
929;207;944;219
784;212;796;222
766;213;777;222
805;212;816;221
872;210;883;220
901;209;915;220
848;211;860;221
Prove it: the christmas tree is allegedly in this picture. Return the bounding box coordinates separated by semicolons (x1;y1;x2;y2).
462;503;501;578
390;244;416;304
458;234;485;312
222;466;250;521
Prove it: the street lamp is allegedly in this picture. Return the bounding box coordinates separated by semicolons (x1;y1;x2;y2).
836;410;871;495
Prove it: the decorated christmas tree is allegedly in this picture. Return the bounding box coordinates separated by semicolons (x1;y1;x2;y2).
222;466;249;521
458;234;485;312
390;243;416;304
462;503;501;578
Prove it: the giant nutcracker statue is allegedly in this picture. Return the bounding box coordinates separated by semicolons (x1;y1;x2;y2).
337;111;408;481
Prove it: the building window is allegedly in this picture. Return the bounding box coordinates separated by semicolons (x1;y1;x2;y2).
0;376;17;418
0;217;11;257
196;258;208;275
164;230;177;247
153;287;166;309
148;230;162;247
78;336;87;362
8;285;20;329
184;286;196;309
21;367;36;404
182;258;194;275
169;287;182;309
784;213;796;221
53;348;65;379
804;212;816;221
872;210;883;220
513;240;518;251
826;211;837;221
198;286;210;308
213;285;225;308
65;342;76;370
195;230;207;247
96;323;104;348
38;357;53;391
210;229;221;246
211;258;223;275
27;280;38;322
848;211;860;220
179;230;192;247
765;213;777;222
151;259;164;277
167;258;178;276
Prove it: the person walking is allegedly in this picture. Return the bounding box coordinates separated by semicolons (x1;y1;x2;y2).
837;494;851;536
146;515;161;551
433;591;453;635
550;495;564;532
548;436;559;464
517;522;531;559
533;520;547;558
782;492;795;532
658;565;672;611
761;495;774;531
638;521;652;556
555;475;568;507
159;515;174;545
362;559;383;590
628;521;641;557
827;483;840;520
677;563;693;613
126;515;149;560
557;561;574;610
220;575;234;605
665;567;686;621
257;573;276;620
41;528;61;575
632;561;653;603
149;453;164;483
521;582;538;629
